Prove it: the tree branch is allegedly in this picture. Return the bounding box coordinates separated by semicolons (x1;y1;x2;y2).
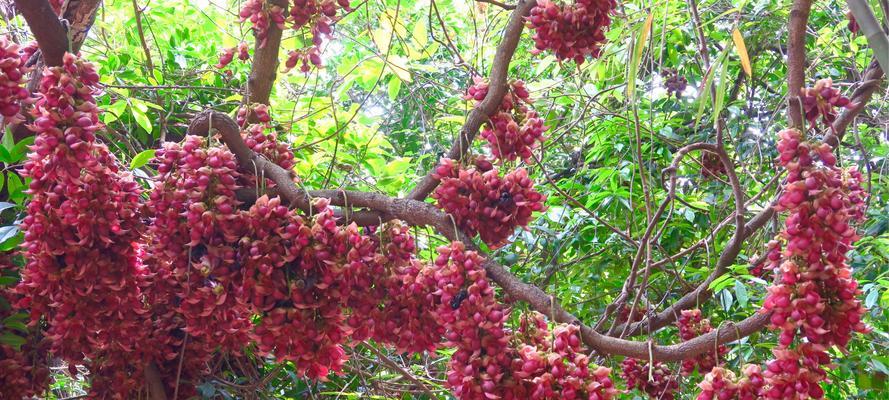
13;0;68;67
192;110;769;362
407;0;537;201
144;362;168;400
833;59;885;140
786;0;813;129
246;0;288;109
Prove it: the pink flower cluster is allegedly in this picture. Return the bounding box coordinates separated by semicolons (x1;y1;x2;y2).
17;53;153;398
527;0;617;64
215;42;250;69
764;128;868;350
0;252;50;399
758;127;868;398
240;0;352;72
239;0;286;48
0;36;33;125
696;365;765;400
432;158;546;248
800;78;852;128
621;357;679;400
676;309;727;376
466;78;546;162
433;243;618;400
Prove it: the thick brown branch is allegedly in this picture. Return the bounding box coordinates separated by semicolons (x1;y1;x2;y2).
13;0;68;67
246;0;288;108
11;0;102;142
407;0;537;201
144;362;168;400
833;60;885;139
786;0;813;128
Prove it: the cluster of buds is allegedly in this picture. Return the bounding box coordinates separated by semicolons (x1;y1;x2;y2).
621;358;679;400
513;317;619;399
237;103;297;187
763;128;868;350
758;127;868;398
0;253;50;399
661;68;688;99
800;78;852;128
358;223;445;354
17;53;152;397
239;0;352;73
676;309;727;375
145;135;254;382
466;78;546;162
0;36;33;125
432;158;546;248
239;0;286;48
696;365;765;400
527;0;617;64
429;242;517;399
761;345;829;399
215;42;251;69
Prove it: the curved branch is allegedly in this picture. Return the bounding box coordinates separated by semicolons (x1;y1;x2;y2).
608;143;747;337
833;60;885;140
407;0;537;201
194;110;770;362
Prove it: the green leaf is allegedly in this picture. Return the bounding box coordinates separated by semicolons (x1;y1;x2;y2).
130;149;156;170
103;100;129;124
387;76;402;101
709;274;736;292
0;226;18;244
0;332;25;348
0;276;18;286
0;202;14;214
131;102;153;133
735;280;749;308
10;136;34;163
866;288;879;309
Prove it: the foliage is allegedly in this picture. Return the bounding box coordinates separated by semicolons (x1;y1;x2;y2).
0;0;887;399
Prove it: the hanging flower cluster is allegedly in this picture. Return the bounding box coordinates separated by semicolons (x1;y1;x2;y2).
0;36;33;125
621;357;679;400
800;78;852;128
661;68;688;99
696;365;765;400
216;42;251;69
147;135;253;352
239;0;287;48
432;243;617;400
16;53;153;397
466;78;546;162
512;313;619;400
757;127;868;398
358;222;445;354
0;252;50;400
432;158;546;248
527;0;617;64
239;0;351;72
676;309;727;376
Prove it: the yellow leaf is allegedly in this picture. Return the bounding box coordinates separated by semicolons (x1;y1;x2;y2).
628;13;654;98
388;55;412;82
732;28;752;78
